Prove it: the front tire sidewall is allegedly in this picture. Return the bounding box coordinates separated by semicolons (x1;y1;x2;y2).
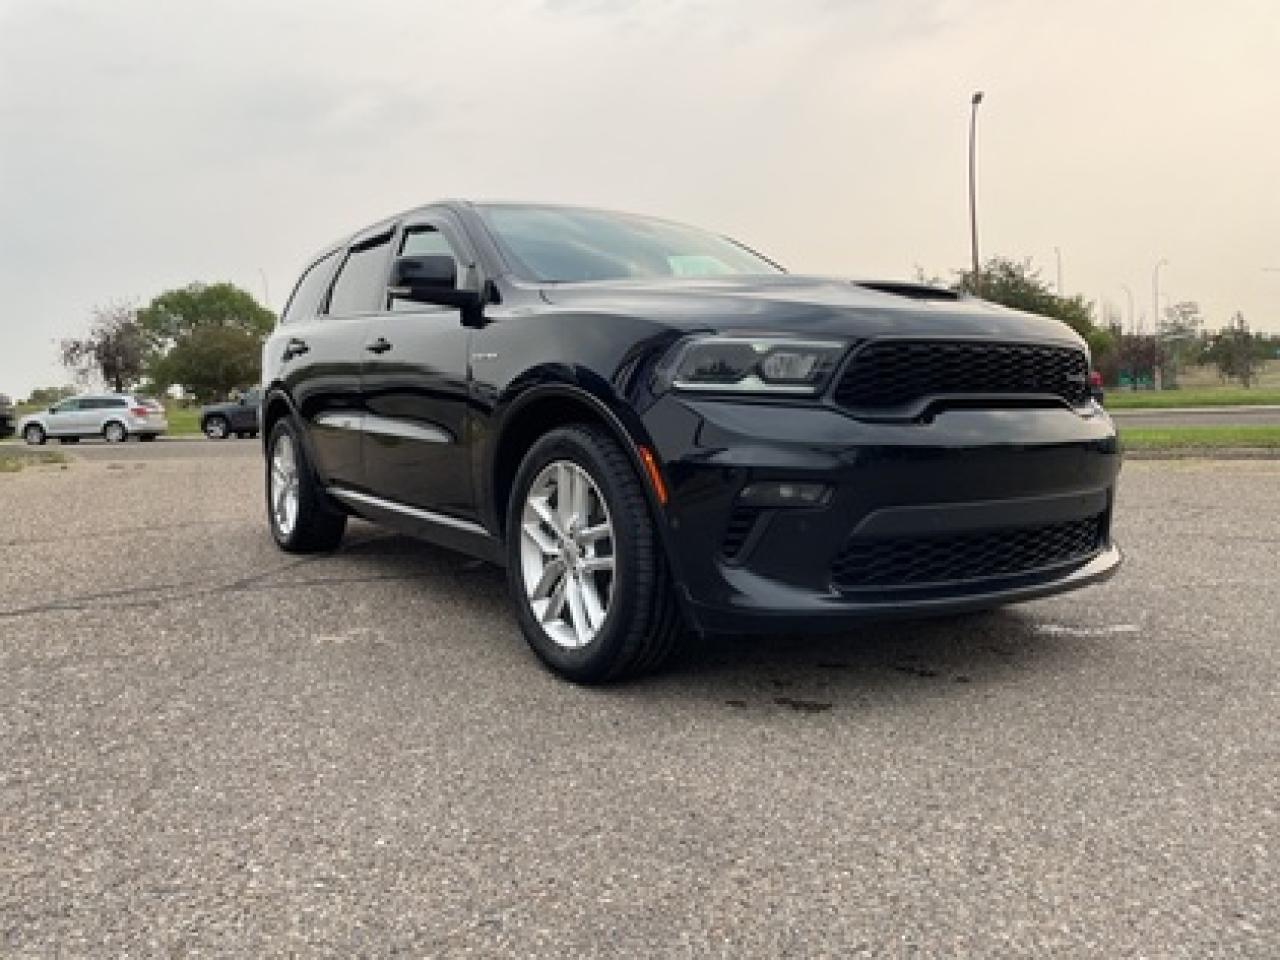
103;422;127;443
506;428;654;683
205;417;228;439
265;418;345;553
24;426;45;446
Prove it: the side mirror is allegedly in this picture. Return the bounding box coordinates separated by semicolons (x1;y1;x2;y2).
389;255;484;326
49;407;57;414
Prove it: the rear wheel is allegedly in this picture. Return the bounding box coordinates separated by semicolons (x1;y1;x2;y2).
23;424;46;446
204;416;229;440
266;418;346;553
103;421;127;443
506;424;684;684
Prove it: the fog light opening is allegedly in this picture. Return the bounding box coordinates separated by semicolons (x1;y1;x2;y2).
737;482;830;508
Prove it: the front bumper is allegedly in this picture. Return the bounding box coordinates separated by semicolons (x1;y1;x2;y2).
644;397;1122;634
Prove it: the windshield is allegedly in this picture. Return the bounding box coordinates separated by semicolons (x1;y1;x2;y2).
477;204;784;284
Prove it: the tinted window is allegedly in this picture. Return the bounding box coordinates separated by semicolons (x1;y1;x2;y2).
477;204;784;283
53;399;81;412
281;251;339;325
328;236;393;316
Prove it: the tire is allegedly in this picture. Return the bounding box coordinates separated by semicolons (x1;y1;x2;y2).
204;416;229;440
506;423;684;684
103;421;127;443
23;424;46;446
265;417;346;553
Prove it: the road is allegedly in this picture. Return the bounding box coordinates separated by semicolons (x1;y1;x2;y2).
1;448;1276;957
1110;404;1280;428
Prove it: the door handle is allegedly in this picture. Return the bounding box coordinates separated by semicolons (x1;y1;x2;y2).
283;337;310;361
365;337;393;355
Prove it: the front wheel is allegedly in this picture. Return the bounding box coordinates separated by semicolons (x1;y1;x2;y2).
24;424;46;446
266;418;346;553
204;416;229;440
506;424;684;684
103;421;127;443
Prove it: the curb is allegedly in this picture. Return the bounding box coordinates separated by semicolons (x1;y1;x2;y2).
1124;447;1280;461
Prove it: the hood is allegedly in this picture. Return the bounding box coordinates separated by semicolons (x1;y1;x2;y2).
538;274;1085;348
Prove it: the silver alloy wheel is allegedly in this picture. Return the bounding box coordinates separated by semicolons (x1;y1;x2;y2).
24;425;43;445
104;422;126;443
270;433;301;538
206;417;228;439
520;460;616;649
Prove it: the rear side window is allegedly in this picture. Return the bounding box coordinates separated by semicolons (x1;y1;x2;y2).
327;235;393;316
281;251;339;326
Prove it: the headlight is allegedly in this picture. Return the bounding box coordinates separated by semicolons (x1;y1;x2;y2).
661;335;848;395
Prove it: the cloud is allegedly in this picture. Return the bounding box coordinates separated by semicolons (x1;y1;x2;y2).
0;0;1276;397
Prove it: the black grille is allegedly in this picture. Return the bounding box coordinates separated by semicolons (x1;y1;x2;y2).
833;340;1091;411
831;515;1104;590
721;506;761;558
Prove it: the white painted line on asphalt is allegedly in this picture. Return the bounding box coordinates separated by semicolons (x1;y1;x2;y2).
1034;623;1140;637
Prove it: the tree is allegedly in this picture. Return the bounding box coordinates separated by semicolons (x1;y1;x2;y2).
1157;301;1203;389
24;385;77;407
953;256;1113;369
150;325;264;402
60;303;148;392
137;282;275;347
1210;312;1264;387
137;283;276;399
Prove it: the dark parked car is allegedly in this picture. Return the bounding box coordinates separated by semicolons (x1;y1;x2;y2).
262;201;1121;683
0;393;13;439
200;389;261;439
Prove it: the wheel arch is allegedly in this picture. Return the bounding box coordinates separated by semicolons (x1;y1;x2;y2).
485;384;670;551
261;387;297;450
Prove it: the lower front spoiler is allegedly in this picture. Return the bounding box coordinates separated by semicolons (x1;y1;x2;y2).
685;544;1122;635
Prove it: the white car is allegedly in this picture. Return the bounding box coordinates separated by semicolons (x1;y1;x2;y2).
18;394;168;444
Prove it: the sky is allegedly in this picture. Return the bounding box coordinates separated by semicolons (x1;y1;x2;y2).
1;0;1277;398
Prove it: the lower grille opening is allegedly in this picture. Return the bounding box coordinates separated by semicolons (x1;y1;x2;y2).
831;514;1105;590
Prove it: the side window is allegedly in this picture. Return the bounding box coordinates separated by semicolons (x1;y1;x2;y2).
327;235;393;316
281;251;339;326
53;399;80;413
108;398;127;409
391;226;464;311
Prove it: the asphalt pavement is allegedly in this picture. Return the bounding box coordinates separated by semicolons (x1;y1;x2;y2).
1;448;1276;956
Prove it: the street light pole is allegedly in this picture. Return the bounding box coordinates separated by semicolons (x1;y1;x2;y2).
968;91;984;296
1054;246;1063;294
1152;259;1168;333
1120;284;1135;334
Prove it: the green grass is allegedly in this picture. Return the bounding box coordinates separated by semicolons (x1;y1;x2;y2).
1106;387;1280;409
166;408;201;436
0;450;70;473
1120;425;1280;450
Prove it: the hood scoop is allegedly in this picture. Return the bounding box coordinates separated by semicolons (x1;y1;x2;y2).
853;281;961;302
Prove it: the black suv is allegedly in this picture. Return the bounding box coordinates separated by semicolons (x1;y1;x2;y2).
0;393;13;439
200;389;261;439
263;202;1121;682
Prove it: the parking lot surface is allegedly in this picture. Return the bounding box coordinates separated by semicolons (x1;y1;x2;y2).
1;450;1276;957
